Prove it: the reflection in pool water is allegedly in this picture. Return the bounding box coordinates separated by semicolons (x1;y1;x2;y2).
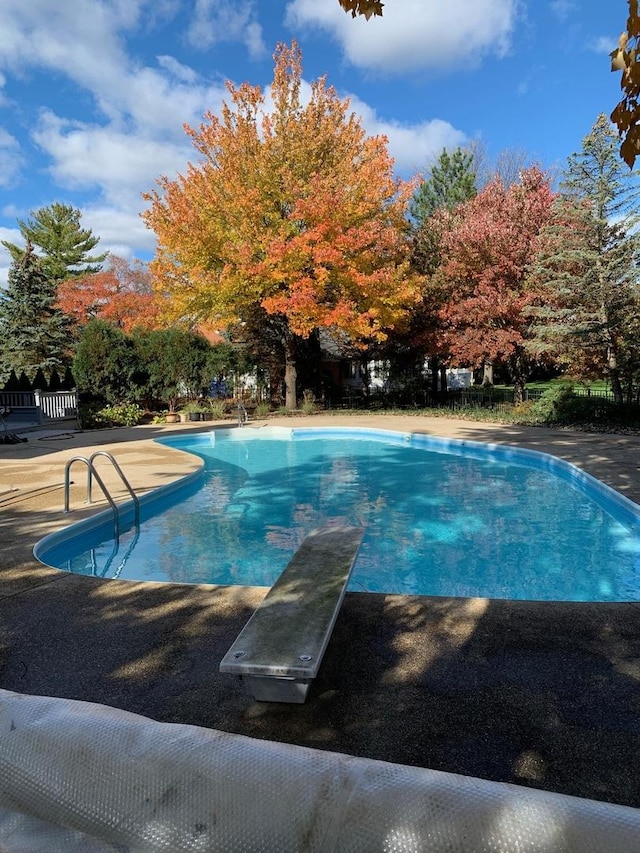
35;427;640;601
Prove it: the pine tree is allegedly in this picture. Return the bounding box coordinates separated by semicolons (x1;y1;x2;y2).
410;148;477;228
0;242;71;379
408;148;477;391
1;202;107;283
528;115;640;403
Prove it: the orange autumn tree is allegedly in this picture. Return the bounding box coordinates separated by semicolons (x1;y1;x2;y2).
143;41;419;408
57;255;161;333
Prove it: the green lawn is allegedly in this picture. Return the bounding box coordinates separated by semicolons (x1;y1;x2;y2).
494;378;610;393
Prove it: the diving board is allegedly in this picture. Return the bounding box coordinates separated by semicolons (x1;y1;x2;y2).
220;524;364;703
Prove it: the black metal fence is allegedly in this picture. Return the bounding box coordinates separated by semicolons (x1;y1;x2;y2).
328;384;640;424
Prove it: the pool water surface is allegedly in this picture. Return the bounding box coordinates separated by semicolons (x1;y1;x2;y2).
35;427;640;601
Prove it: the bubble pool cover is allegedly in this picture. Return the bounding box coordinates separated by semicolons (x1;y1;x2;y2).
1;689;639;852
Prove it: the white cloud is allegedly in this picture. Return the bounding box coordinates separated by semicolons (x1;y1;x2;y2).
0;1;140;100
31;111;195;209
592;35;616;55
81;205;156;257
0;0;228;262
0;226;20;242
0;0;267;280
0;129;23;188
549;0;575;22
286;0;518;74
0;3;231;222
111;66;227;137
156;55;199;84
1;204;22;219
0;1;227;135
347;95;466;173
187;0;267;59
245;21;268;61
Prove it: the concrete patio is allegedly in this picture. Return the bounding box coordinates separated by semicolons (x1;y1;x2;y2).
1;413;640;808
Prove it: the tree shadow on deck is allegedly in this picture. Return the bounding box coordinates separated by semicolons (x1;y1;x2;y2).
2;565;640;808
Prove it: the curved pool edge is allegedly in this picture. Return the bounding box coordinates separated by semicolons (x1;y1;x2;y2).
158;424;640;528
409;431;640;528
33;463;205;567
32;424;640;601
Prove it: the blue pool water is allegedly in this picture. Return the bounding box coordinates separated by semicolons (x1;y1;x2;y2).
35;427;640;601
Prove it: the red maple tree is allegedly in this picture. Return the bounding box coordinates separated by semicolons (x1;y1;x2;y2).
435;167;556;400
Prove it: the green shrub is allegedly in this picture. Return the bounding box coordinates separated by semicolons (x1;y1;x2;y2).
80;401;145;429
528;383;576;423
511;399;536;421
180;400;205;413
73;320;146;404
556;394;624;424
206;399;227;418
301;388;317;415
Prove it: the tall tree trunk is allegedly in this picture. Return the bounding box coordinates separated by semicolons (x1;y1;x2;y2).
430;354;439;395
601;303;624;406
439;365;447;393
513;377;525;405
284;333;298;410
608;346;624;405
511;351;526;405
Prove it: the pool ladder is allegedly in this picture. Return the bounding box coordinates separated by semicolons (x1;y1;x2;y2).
64;451;140;547
236;403;248;427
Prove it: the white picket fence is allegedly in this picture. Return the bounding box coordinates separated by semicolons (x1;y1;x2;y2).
0;390;78;426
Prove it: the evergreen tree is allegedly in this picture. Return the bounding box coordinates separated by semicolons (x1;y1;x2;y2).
410;148;477;278
62;366;76;391
528;115;640;403
133;327;213;410
1;202;107;283
73;319;145;404
407;148;477;391
410;147;477;228
2;369;19;391
0;242;71;379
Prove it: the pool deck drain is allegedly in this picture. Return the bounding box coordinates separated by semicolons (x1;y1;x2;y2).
1;414;640;808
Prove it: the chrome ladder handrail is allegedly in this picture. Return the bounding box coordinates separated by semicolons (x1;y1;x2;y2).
236;403;248;427
63;452;140;547
87;451;140;526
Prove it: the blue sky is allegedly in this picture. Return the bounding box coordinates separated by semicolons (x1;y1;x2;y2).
0;0;625;285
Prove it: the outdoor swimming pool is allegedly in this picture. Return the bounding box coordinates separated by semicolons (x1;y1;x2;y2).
35;427;640;601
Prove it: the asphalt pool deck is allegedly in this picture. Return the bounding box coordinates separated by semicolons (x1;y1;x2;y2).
1;414;640;808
